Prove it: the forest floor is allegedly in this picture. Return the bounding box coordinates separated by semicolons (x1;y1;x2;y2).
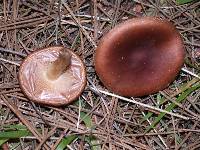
0;0;200;150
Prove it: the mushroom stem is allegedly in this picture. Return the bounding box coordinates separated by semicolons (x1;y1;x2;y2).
46;49;71;80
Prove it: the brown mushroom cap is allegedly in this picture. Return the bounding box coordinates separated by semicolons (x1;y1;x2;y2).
95;17;185;97
19;46;86;106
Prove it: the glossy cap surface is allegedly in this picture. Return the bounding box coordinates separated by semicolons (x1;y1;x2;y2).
95;17;185;97
19;46;86;106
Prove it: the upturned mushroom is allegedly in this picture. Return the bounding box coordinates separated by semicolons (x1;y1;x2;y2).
19;46;86;106
95;17;185;97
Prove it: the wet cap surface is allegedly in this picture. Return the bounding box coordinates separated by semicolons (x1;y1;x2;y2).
95;17;185;97
19;46;86;106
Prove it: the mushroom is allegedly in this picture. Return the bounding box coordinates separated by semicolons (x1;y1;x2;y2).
95;17;185;97
19;46;86;106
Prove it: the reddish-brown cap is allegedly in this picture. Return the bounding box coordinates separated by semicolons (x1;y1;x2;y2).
95;17;185;97
19;46;86;106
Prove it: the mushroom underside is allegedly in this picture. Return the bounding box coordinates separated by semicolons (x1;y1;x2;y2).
19;46;86;106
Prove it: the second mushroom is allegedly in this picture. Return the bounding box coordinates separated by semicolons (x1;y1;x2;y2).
95;17;185;97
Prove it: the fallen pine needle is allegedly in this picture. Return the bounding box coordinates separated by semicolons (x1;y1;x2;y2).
181;68;200;79
91;88;190;120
